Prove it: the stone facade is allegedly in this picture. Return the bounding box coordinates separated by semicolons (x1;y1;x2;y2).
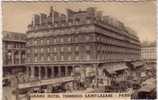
25;7;141;83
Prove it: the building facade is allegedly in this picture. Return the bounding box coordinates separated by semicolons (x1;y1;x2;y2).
141;42;156;63
141;42;156;81
2;31;26;76
25;7;141;89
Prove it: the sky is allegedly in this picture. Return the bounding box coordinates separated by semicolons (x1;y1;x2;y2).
2;1;156;42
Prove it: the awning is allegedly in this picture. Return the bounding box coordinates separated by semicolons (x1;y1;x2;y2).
132;61;144;68
104;63;128;74
145;67;152;70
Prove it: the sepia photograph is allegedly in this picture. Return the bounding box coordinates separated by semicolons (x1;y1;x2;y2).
2;1;156;100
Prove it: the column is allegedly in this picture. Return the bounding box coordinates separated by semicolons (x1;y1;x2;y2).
19;51;21;64
65;66;68;76
26;67;30;82
51;67;54;78
45;67;48;79
93;64;99;88
58;66;61;77
72;65;75;72
31;67;35;79
12;50;14;64
72;65;75;76
38;67;41;80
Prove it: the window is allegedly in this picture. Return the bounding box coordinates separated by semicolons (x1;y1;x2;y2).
68;47;71;52
60;38;64;43
54;38;57;43
41;39;43;45
54;47;57;53
35;57;38;62
61;55;64;61
86;54;90;60
75;18;80;25
75;46;79;51
61;47;64;52
35;49;38;53
27;49;31;54
68;22;72;26
47;48;50;53
34;40;37;45
61;23;65;26
68;55;71;61
75;37;78;42
41;48;44;53
54;56;57;61
69;19;73;25
7;51;12;63
68;37;71;42
47;39;50;44
48;56;50;61
41;56;44;61
54;23;57;27
86;46;90;51
87;19;91;24
86;36;90;41
75;56;79;60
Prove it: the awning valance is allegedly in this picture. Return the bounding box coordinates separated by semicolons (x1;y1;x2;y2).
104;63;128;74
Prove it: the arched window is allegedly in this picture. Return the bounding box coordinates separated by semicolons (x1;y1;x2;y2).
41;48;44;53
86;19;91;24
47;39;50;45
7;51;12;64
41;39;43;45
47;48;50;53
75;18;80;25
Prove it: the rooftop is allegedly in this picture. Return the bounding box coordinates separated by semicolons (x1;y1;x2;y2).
27;7;138;40
2;31;26;42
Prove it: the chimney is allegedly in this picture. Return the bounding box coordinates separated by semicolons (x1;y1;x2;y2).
33;14;40;26
40;13;47;25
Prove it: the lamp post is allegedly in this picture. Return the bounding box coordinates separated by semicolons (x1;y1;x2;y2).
94;64;99;88
12;70;19;100
15;75;19;100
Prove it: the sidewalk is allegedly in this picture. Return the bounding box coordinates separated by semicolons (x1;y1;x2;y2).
67;88;96;93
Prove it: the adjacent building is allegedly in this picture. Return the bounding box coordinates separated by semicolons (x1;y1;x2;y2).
141;42;156;80
2;31;26;77
141;42;156;63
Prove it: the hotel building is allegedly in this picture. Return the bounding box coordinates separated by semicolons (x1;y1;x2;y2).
24;7;141;87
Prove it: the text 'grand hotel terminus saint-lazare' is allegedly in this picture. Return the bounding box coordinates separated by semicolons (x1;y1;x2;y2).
4;6;156;98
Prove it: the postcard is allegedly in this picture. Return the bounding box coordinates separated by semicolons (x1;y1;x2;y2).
2;0;156;100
